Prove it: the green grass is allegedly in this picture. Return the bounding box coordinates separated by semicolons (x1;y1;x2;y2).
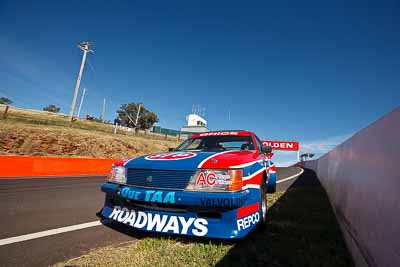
53;177;353;267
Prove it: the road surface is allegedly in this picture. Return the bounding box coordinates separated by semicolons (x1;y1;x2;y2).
0;167;302;267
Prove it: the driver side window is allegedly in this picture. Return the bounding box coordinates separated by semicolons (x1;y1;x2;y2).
255;135;263;152
187;139;203;150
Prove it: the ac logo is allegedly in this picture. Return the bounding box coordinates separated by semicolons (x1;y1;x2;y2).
196;172;216;186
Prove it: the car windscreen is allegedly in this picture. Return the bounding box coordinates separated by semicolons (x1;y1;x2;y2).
175;135;255;152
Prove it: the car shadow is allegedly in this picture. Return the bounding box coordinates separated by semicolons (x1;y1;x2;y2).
98;169;353;266
215;168;353;267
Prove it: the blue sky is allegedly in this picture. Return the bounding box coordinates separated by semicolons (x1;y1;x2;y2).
1;1;399;165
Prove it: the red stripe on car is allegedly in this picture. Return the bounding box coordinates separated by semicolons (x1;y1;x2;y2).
267;165;276;172
237;202;259;218
242;171;263;186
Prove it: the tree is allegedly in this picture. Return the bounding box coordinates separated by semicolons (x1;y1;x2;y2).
43;104;60;113
0;97;12;105
116;102;159;130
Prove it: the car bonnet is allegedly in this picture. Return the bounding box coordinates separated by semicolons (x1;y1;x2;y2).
122;151;224;171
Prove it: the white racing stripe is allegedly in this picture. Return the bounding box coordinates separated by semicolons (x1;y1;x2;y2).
0;221;102;246
242;184;260;190
242;167;266;181
276;168;304;184
230;160;263;169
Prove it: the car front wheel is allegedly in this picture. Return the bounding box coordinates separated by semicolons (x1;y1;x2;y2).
259;174;267;226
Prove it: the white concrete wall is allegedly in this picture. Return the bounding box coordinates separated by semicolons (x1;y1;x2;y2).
304;107;400;267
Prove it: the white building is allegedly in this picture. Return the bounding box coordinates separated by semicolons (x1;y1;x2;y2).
180;113;209;133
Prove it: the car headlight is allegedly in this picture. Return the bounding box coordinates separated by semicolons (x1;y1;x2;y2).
107;165;127;184
186;169;243;192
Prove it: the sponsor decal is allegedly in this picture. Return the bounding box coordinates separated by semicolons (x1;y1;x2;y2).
108;206;208;236
237;202;260;219
145;152;197;160
195;172;231;186
120;187;176;204
200;197;246;208
192;131;251;138
199;131;238;137
261;140;299;151
237;212;260;231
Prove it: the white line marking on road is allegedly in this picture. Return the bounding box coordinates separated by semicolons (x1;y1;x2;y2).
0;221;102;246
277;168;304;184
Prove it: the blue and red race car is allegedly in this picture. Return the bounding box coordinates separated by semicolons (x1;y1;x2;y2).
100;130;276;239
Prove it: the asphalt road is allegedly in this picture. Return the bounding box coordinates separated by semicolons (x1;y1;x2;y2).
276;166;304;192
0;167;303;267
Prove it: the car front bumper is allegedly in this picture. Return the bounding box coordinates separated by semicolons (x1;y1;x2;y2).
101;182;261;239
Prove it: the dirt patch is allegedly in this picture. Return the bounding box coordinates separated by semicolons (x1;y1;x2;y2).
0;122;179;159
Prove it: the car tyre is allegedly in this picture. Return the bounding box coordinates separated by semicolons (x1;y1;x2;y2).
259;173;267;228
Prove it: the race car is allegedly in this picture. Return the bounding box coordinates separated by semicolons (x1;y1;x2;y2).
100;130;276;239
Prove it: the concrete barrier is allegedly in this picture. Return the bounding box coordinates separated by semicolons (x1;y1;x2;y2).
304;107;400;267
0;156;116;178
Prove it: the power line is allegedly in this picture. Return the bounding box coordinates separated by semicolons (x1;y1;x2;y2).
86;58;96;76
0;88;69;111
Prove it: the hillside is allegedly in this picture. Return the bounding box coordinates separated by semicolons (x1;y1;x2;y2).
0;121;180;159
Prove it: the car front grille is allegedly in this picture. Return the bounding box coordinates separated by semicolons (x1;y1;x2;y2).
126;169;195;190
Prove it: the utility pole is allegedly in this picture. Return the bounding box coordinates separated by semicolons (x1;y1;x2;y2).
101;98;106;123
69;41;94;127
76;88;87;118
122;109;135;126
135;103;142;127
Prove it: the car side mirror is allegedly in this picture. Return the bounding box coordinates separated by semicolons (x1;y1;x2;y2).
262;145;272;155
168;147;175;152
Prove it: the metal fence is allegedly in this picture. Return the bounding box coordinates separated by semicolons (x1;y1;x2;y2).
151;126;194;140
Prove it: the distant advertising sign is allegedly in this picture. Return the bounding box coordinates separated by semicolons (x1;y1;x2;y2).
262;140;299;151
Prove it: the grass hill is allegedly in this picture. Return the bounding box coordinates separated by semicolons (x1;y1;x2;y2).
0;105;180;159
